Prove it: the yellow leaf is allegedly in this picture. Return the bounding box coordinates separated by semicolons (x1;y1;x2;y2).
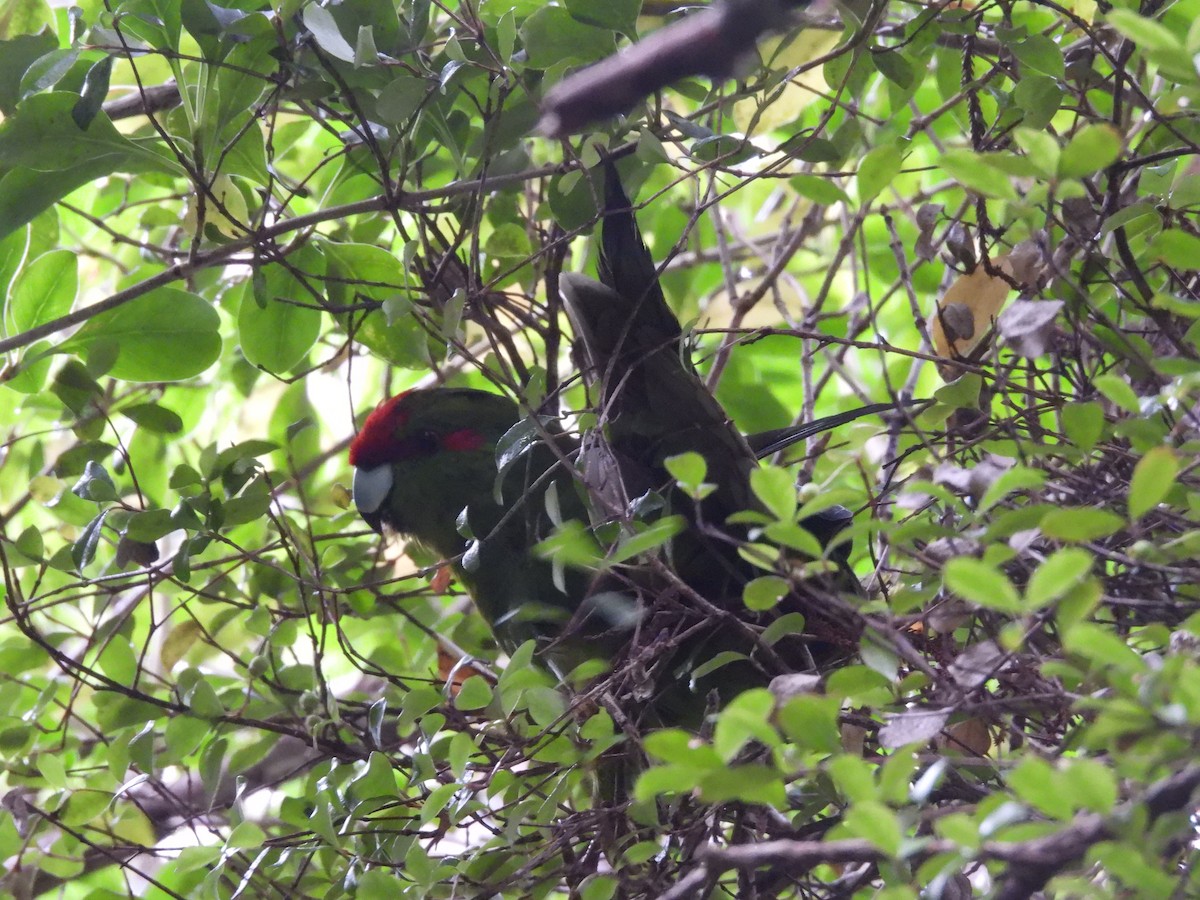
931;254;1014;375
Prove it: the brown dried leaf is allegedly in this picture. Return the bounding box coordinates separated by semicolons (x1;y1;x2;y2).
841;722;866;755
939;717;992;756
430;565;453;594
998;299;1064;359
932;455;1014;501
1006;238;1044;287
915;203;944;261
937;302;976;342
769;673;823;705
944;223;976;269
924;537;983;566
879;707;951;748
926;598;974;633
948;640;1005;690
437;645;493;696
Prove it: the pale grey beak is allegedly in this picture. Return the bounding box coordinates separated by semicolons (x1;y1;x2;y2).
352;465;392;534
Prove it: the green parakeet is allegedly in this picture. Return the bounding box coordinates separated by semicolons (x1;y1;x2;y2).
350;388;635;680
350;166;906;725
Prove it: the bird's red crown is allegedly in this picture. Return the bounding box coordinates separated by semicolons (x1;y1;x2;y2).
349;392;412;468
350;390;487;469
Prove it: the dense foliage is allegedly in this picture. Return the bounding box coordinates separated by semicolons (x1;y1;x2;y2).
0;0;1198;897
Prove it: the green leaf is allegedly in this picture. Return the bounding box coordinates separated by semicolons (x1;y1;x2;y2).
535;519;602;568
1010;34;1064;78
750;465;796;522
1148;229;1200;269
743;575;789;611
72;55;113;130
790;174;850;205
95;695;169;731
184;677;225;718
72;459;116;502
939;149;1017;199
0;31;59;115
934;373;983;408
1106;9;1183;55
762;521;823;557
1061;758;1117;814
521;7;614;67
1012;127;1059;179
1128;446;1178;519
609;516;685;564
125;508;175;542
376;74;429;124
1025;548;1093;608
1061;401;1104;451
0;163;112;241
826;665;893;705
323;241;426;367
1092;373;1140;414
72;510;108;571
62;288;221;382
843;800;904;855
1058;124;1122;179
1008;756;1073;820
690;650;748;681
978;466;1046;513
221;484;271;527
14;525;43;562
0;92;173;174
454;675;493;712
776;695;841;752
697;764;786;806
856;143;904;203
1014;74;1062;130
712;689;776;761
1040;508;1124;542
121;403;184;434
1105;9;1192;76
943;557;1022;613
579;874;618;900
39;752;67;789
827;754;876;803
302;4;356;62
644;728;719;765
1089;842;1178;897
239;282;323;374
8;248;76;332
98;635;137;683
1063;621;1145;671
665;452;707;489
635;763;711;801
484;222;533;260
790;137;840;163
565;0;640;34
61;790;111;827
874;49;914;88
357;871;407;899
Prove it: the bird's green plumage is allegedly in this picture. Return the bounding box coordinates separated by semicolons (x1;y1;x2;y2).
350;389;610;674
563;161;866;673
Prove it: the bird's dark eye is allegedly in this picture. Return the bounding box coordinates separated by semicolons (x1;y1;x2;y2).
413;430;440;454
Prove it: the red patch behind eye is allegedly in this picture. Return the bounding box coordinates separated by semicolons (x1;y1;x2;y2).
349;392;411;468
443;428;486;453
